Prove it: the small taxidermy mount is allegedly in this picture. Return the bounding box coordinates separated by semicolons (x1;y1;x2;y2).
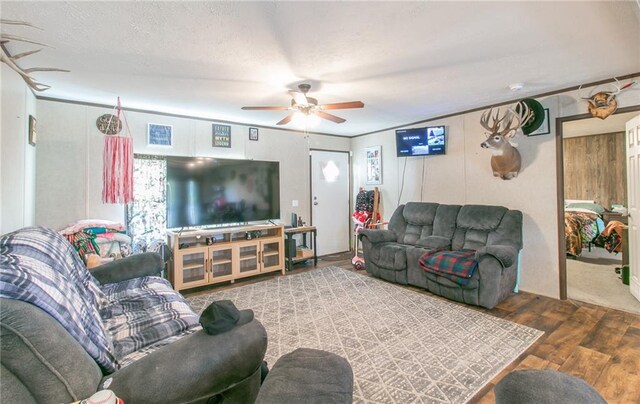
479;99;543;180
579;78;637;120
0;19;69;91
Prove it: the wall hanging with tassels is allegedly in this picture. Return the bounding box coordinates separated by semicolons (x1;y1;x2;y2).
102;97;133;204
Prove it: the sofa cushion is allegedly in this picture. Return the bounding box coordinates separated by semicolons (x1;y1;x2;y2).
400;202;439;244
415;235;451;249
369;243;409;270
0;227;117;372
452;205;508;250
101;276;200;359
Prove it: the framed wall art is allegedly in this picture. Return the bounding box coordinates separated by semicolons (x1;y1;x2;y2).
28;115;36;146
365;145;382;185
147;123;173;146
249;127;259;141
213;124;231;147
526;108;550;136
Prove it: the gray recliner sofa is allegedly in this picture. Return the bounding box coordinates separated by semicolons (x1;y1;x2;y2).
359;202;523;309
1;227;268;404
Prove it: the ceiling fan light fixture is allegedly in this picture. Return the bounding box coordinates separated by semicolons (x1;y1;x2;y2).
307;113;321;127
291;111;307;126
241;83;363;126
291;111;321;127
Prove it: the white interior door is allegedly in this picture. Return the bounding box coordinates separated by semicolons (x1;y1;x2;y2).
310;150;350;256
627;114;640;302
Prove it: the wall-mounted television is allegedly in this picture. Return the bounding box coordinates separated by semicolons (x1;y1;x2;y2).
166;157;280;228
395;125;446;157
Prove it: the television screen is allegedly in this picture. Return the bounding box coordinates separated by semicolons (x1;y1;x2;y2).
395;125;446;157
166;157;280;228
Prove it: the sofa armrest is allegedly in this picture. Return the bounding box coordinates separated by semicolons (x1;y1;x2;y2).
105;320;268;403
91;253;163;285
475;245;518;268
358;229;397;244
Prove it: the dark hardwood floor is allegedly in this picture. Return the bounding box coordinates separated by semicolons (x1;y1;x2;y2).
184;252;640;403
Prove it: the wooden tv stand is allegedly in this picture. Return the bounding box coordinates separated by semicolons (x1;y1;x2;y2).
167;224;285;292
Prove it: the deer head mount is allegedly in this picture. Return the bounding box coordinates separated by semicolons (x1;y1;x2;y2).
579;78;637;120
0;19;69;91
479;102;533;180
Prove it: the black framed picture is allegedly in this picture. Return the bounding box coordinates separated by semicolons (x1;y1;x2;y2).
526;109;550;136
28;115;36;146
213;124;231;147
148;123;173;146
249;127;258;141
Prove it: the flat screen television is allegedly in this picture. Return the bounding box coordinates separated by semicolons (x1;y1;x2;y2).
166;157;280;228
395;125;446;157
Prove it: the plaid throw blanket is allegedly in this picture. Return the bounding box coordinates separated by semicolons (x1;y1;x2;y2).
1;227;200;373
419;248;479;286
101;276;199;359
0;227;118;372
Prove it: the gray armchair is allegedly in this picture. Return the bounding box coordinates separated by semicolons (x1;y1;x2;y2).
0;227;268;404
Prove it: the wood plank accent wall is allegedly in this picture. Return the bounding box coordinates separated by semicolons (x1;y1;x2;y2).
563;132;626;210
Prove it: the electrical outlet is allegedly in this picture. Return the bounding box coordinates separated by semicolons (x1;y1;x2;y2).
292;200;299;207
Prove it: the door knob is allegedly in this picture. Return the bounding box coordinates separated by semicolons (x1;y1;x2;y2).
314;202;318;205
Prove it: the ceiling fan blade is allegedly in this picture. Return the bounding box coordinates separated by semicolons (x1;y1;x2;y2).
319;101;364;110
315;111;346;124
276;113;295;125
289;90;308;106
241;106;290;110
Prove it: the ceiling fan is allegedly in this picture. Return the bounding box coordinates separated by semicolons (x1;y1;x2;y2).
241;84;364;125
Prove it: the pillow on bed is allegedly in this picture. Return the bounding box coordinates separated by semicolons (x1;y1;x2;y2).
565;202;605;215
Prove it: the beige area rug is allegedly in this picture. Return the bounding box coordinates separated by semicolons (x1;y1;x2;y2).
567;250;640;315
188;267;542;403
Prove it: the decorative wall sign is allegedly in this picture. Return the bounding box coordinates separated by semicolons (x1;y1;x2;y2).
526;109;550;136
213;124;231;147
249;127;259;141
147;123;173;146
366;145;382;184
96;114;122;135
28;115;36;146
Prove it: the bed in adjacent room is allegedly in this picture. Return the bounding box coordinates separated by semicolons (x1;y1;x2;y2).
564;201;606;257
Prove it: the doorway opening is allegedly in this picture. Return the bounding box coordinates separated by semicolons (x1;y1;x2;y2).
557;107;640;314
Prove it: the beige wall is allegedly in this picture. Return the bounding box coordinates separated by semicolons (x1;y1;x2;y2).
1;65;37;234
30;76;640;299
35;99;350;230
351;77;640;299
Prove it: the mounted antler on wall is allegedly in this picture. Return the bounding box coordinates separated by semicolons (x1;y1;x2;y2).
579;78;637;120
479;102;533;180
0;19;69;91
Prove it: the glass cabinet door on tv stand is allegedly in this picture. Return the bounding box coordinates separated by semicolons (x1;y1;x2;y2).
174;247;209;290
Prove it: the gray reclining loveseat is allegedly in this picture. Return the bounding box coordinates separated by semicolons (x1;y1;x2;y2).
1;227;267;403
359;202;523;309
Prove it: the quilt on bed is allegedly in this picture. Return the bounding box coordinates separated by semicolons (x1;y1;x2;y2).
564;210;603;256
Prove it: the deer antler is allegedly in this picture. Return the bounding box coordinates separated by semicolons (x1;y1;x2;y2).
0;19;68;92
579;78;638;105
605;78;637;103
480;102;532;139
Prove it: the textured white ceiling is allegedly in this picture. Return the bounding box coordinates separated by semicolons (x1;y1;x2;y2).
2;1;639;136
